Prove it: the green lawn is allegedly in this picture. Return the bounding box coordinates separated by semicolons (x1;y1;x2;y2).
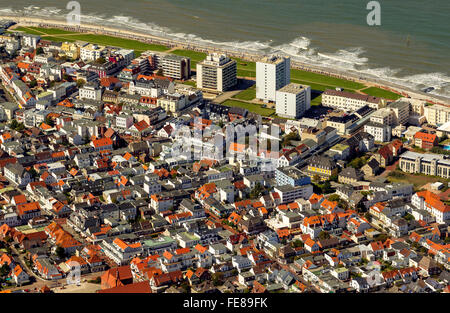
291;69;365;90
387;170;450;188
171;49;207;61
222;100;275;117
11;26;46;35
233;86;256;101
172;50;207;70
361;87;402;100
20;26;77;35
179;80;197;87
291;79;336;92
311;95;322;106
12;26;169;56
41;35;76;43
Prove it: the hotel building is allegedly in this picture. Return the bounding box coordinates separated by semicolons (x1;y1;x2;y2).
399;151;450;178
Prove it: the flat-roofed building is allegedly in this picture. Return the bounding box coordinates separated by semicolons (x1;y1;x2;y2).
424;104;450;127
364;121;391;142
275;83;310;118
388;100;410;125
256;55;290;102
80;43;106;61
160;54;191;80
399;151;450;178
326;114;359;135
370;108;396;126
196;53;237;92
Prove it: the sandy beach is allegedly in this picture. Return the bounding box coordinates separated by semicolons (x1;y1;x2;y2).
2;15;449;106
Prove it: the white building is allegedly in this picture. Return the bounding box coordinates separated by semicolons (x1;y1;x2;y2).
364;122;391;142
116;115;134;129
80;43;106;61
256;55;290;102
274;184;313;204
275;83;311;118
196;53;237;92
411;190;450;224
79;83;102;100
424;104;450;127
22;34;40;48
322;89;386;111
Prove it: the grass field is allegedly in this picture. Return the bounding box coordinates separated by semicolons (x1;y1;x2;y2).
13;26;169;56
222;99;275;117
361;87;402;100
179;80;196;87
15;26;77;35
233;85;256;101
387;170;450;188
171;50;206;70
291;69;365;90
311;95;322;106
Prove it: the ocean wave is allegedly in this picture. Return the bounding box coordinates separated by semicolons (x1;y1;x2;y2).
1;6;450;100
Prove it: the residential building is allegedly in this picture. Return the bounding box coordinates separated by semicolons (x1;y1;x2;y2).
364;122;391;142
256;55;290;102
275;83;311;118
196;54;237;92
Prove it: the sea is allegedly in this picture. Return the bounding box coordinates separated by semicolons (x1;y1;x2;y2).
0;0;449;99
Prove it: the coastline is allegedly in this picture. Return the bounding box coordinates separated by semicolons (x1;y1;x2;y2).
2;15;449;106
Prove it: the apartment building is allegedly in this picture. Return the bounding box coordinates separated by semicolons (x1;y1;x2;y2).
274;184;314;204
196;54;237;92
275;166;311;187
79;82;103;101
424;104;450;126
256;55;290;102
275;83;311;118
143;52;191;80
322;89;386;111
388;100;410;125
61;42;80;59
80;43;106;61
160;54;191;80
411;190;450;224
370;108;396;126
399;151;450;178
364;122;391;142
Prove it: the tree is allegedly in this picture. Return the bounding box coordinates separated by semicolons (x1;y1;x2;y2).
318;231;331;240
55;246;65;259
29;80;37;88
328;194;341;202
250;183;264;199
44;116;54;127
9;119;19;130
211;273;224;286
313;174;321;183
156;69;164;76
95;57;106;64
292;240;303;248
76;79;86;88
282;131;300;147
322;180;333;194
0;264;9;277
36;47;44;55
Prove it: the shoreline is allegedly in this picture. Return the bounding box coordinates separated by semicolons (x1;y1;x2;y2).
2;15;449;106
